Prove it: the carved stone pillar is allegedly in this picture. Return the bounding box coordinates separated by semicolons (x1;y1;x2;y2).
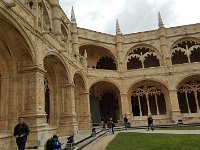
169;89;181;123
70;23;79;60
58;83;78;135
78;92;92;130
120;93;132;120
19;65;47;147
65;83;78;135
116;34;125;72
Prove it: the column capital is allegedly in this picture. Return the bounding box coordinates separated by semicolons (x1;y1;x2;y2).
80;92;90;95
120;92;128;95
19;65;47;74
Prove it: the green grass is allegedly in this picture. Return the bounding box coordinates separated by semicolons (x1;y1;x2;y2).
106;132;200;150
157;126;200;130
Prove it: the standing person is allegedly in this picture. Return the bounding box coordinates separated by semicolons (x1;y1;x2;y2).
147;115;154;131
107;118;113;134
51;135;62;150
13;117;30;150
111;118;115;134
123;115;128;130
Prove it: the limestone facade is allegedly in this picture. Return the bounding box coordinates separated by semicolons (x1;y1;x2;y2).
0;0;200;149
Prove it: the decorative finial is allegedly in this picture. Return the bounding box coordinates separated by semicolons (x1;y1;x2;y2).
158;12;164;28
71;6;76;23
116;19;121;35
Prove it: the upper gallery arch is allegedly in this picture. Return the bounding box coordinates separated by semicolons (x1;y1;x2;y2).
79;44;117;70
170;37;200;65
126;44;161;70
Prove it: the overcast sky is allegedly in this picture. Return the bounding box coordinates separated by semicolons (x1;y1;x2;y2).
59;0;200;35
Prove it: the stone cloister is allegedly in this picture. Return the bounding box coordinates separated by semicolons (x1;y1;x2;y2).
1;0;200;149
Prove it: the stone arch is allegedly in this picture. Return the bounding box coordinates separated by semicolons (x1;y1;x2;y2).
44;51;71;81
176;75;200;115
128;80;169;117
0;11;36;63
0;11;36;133
79;44;117;70
126;44;161;70
170;37;200;65
43;53;69;125
74;71;87;90
89;81;120;124
61;24;69;40
73;72;90;129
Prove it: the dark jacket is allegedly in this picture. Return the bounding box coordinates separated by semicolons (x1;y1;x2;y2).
13;123;30;143
45;138;53;150
124;117;128;123
148;117;153;124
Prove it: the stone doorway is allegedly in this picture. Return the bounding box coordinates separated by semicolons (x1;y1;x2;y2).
100;92;119;123
89;81;120;124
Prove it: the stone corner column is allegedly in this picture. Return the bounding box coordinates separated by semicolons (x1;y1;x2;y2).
120;92;132;121
18;65;47;148
66;83;78;135
79;91;92;130
169;89;182;123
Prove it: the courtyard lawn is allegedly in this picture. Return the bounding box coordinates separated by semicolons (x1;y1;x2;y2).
157;126;200;130
106;132;200;150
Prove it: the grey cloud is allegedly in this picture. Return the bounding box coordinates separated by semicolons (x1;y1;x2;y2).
104;0;177;34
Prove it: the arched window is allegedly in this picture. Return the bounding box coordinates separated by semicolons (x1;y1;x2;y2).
127;47;160;70
178;81;200;113
96;56;117;70
131;85;166;116
172;40;200;65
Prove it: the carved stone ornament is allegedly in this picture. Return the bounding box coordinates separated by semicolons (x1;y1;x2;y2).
3;0;15;8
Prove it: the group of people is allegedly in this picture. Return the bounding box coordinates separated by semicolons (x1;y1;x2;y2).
13;117;62;150
45;135;62;150
13;115;154;150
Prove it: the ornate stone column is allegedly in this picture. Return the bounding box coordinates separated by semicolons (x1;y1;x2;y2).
19;65;47;147
70;24;79;60
120;93;132;120
169;89;181;123
78;91;92;130
66;83;78;135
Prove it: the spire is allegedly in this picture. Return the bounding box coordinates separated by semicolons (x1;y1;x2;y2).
71;6;76;23
116;19;121;35
158;12;164;28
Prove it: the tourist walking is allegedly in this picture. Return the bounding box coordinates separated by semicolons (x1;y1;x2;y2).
123;115;128;130
13;117;30;150
147;115;154;131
